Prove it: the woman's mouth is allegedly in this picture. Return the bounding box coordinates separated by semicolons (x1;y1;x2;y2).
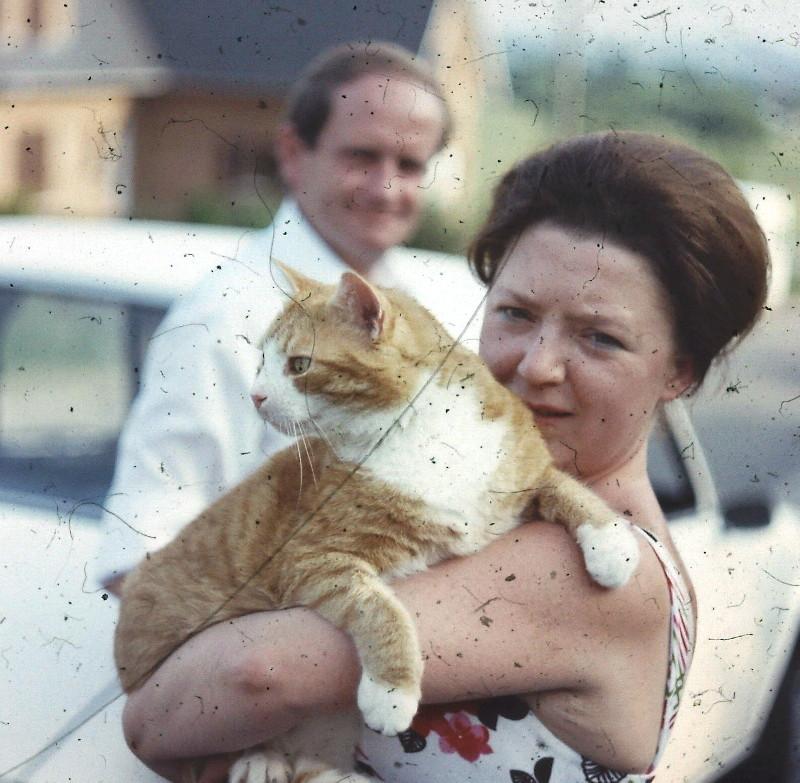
528;405;572;419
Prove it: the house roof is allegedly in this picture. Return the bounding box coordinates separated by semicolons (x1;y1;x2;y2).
0;0;434;94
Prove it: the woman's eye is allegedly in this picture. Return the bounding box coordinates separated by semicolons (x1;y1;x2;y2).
498;306;530;321
287;356;311;375
589;332;624;350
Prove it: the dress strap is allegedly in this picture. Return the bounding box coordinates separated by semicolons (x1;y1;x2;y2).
631;525;695;773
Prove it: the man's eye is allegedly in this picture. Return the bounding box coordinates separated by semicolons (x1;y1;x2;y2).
287;356;311;375
398;158;424;175
348;149;377;163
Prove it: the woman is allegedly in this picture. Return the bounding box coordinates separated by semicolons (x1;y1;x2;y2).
122;131;769;782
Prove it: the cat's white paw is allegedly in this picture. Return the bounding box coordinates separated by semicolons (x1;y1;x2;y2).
229;749;290;783
357;673;419;736
576;519;640;588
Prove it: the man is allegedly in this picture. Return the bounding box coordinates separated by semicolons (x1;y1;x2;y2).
92;41;482;590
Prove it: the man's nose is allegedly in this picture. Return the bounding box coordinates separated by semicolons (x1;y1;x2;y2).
363;159;399;197
516;335;568;386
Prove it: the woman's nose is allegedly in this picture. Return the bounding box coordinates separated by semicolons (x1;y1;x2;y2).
516;335;568;386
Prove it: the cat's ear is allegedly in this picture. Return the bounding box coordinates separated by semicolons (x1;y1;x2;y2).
332;272;385;339
270;258;317;297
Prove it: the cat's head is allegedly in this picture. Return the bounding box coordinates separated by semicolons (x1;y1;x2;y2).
251;261;450;446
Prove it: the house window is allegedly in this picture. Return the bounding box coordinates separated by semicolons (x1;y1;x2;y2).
18;132;45;191
0;0;73;48
217;140;276;186
27;0;42;35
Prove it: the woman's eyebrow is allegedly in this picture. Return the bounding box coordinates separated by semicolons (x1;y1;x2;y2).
569;305;636;331
493;285;637;329
491;285;535;304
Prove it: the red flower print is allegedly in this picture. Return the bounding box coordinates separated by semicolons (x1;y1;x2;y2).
435;711;493;762
411;706;454;739
405;703;495;761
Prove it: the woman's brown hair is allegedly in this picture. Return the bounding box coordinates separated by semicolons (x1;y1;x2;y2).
470;131;770;386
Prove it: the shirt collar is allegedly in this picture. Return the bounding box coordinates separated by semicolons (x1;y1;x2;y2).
266;198;399;285
265;198;345;272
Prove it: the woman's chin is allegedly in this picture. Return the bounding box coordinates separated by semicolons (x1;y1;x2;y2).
544;436;592;477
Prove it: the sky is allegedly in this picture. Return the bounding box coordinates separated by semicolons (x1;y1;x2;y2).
491;0;800;87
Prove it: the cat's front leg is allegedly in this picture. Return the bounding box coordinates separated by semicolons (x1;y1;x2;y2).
536;465;640;588
294;557;422;736
356;669;420;737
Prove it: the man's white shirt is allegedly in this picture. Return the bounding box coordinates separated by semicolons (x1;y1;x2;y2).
90;200;485;586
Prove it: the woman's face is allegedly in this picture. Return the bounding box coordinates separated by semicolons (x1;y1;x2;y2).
479;221;693;481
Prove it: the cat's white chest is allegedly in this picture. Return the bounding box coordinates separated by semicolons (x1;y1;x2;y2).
357;381;509;550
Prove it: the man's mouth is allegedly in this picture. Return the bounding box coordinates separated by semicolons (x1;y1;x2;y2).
348;203;406;220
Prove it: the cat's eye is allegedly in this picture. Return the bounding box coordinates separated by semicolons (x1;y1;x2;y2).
287;355;311;375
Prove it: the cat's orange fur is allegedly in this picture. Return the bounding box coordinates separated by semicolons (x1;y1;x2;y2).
114;264;639;783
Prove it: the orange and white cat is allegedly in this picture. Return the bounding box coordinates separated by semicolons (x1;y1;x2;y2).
114;264;640;783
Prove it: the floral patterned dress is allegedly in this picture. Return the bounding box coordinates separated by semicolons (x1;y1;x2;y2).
357;527;694;783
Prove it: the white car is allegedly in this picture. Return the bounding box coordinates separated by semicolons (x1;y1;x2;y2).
0;216;798;782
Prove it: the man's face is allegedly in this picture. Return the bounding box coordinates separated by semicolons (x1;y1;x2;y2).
278;72;446;272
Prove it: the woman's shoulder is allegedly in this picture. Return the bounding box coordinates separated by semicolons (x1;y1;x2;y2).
513;520;672;638
410;519;672;673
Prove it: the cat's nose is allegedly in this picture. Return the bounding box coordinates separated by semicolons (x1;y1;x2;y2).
251;392;267;410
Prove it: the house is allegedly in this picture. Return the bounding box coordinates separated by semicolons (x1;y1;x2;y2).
0;0;510;225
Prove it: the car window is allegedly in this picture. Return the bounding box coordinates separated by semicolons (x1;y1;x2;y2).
0;287;164;510
648;418;696;517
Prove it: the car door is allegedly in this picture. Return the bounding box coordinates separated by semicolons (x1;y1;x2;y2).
652;403;800;782
0;284;166;781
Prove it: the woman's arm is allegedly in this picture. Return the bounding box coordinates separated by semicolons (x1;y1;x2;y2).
122;606;361;764
123;521;668;769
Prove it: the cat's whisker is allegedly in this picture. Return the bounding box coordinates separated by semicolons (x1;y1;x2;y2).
291;420;304;497
297;422;319;487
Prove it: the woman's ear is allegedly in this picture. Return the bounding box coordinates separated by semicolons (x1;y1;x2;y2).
661;355;696;401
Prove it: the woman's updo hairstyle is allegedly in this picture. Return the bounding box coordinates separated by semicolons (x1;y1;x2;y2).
470;131;770;387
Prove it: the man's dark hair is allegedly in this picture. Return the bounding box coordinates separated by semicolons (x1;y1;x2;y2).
284;41;450;149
